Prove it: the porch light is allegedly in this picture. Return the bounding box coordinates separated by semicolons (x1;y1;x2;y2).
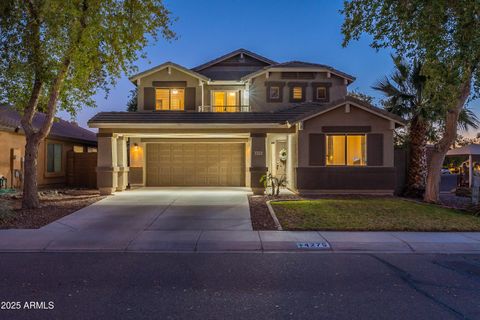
228;92;235;97
133;143;139;150
172;89;178;95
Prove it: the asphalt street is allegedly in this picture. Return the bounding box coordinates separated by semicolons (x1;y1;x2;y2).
0;253;479;320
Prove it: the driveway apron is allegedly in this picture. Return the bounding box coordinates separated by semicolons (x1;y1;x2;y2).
40;187;253;250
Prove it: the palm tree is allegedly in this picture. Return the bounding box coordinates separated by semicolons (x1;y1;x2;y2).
373;56;478;197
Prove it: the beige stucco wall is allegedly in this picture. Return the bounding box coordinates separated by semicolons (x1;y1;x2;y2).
137;67;202;111
249;72;347;112
297;105;394;167
0;131;25;188
0;130;91;188
37;138;75;186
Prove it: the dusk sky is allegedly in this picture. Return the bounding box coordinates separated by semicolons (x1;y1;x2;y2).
61;0;479;136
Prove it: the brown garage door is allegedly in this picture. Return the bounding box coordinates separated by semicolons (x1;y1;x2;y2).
146;143;245;186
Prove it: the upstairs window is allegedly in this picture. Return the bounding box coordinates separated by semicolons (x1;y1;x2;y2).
47;143;62;173
212;91;238;112
155;88;184;111
269;86;280;100
316;87;327;100
312;83;331;102
266;82;284;103
292;87;303;100
326;134;366;166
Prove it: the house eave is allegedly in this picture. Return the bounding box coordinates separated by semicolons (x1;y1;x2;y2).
88;122;287;129
241;67;356;83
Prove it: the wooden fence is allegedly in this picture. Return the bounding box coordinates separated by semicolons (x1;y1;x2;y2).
66;151;97;189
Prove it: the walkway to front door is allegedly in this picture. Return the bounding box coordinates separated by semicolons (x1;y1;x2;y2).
48;187;253;232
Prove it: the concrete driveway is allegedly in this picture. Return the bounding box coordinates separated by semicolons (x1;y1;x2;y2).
47;187;253;233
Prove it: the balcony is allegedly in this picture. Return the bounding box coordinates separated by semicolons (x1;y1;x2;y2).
198;105;251;112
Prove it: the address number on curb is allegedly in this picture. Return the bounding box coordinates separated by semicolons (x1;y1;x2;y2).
296;242;330;249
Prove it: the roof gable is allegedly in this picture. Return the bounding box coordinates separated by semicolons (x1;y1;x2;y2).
192;48;276;72
129;61;209;84
288;96;406;127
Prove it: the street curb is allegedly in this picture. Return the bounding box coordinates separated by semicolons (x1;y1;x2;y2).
266;200;283;231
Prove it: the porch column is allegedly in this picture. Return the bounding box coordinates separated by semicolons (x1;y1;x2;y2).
250;133;267;195
96;133;119;195
116;136;129;191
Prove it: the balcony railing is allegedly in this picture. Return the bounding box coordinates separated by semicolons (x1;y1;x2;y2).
198;105;251;112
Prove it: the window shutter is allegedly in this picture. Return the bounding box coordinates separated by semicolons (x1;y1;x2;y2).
367;133;384;166
184;87;196;111
309;134;325;166
144;87;155;110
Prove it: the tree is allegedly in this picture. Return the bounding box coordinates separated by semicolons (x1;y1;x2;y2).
348;89;375;105
374;56;479;197
0;0;175;208
373;56;432;197
341;0;480;202
127;88;137;112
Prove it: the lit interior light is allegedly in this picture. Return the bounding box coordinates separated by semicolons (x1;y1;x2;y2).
172;89;178;94
228;92;236;96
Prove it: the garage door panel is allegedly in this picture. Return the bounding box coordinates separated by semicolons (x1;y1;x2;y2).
147;143;245;186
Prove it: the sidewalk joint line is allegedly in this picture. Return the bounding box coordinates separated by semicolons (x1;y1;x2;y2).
389;233;416;253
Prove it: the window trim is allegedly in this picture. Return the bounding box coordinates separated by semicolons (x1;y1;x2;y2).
288;82;307;103
325;133;367;166
265;81;285;103
311;82;331;102
210;90;239;112
45;140;64;177
155;87;185;111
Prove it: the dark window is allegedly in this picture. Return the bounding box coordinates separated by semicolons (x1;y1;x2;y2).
311;82;331;102
316;87;327;100
269;86;280;99
47;143;62;173
266;82;284;103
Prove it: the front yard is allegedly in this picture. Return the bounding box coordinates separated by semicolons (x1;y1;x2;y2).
270;198;480;231
0;189;105;229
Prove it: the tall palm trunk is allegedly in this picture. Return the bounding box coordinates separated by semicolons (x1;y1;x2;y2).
404;115;428;197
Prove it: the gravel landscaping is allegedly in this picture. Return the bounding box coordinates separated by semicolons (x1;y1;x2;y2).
0;189;105;229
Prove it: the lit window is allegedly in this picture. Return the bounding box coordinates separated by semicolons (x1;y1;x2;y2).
47;143;62;173
73;145;84;153
155;88;184;111
212;91;238;112
326;134;366;166
269;86;280;99
292;87;303;100
316;87;327;100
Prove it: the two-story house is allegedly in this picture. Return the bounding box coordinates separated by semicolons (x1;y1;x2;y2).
88;49;405;195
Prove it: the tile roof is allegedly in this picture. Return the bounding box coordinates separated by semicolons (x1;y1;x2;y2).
88;96;405;127
0;105;97;145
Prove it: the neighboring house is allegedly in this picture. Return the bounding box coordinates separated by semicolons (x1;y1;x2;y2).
0;106;97;189
88;48;405;195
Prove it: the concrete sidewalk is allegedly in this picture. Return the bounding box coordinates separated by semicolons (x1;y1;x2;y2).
1;229;479;253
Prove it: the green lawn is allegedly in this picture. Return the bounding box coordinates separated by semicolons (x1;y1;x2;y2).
270;198;480;231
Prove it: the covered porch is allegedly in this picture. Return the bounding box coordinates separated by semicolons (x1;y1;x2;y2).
93;126;296;196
